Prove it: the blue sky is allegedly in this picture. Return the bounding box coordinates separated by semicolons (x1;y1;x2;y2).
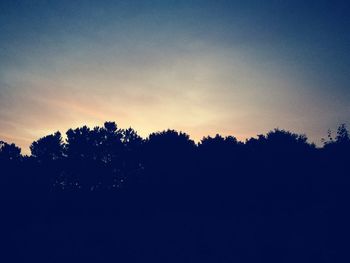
1;0;349;153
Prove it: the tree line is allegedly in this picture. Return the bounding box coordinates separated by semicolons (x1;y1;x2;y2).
1;121;349;205
2;122;350;262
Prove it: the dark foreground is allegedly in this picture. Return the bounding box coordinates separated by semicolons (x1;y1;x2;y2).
1;123;350;262
3;162;349;262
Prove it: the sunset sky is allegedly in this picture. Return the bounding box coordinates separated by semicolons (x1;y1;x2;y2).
1;0;349;154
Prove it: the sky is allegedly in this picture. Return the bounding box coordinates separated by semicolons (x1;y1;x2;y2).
0;0;350;154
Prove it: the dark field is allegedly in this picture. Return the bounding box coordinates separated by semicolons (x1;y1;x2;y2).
1;123;349;262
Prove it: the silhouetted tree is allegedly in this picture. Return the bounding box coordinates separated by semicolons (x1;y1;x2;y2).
265;129;311;150
198;134;243;187
144;130;196;191
58;122;145;191
323;123;350;167
30;132;64;161
335;124;350;144
1;120;350;262
0;140;21;161
199;134;240;152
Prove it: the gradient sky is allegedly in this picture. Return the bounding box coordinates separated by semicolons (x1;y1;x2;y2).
1;0;349;154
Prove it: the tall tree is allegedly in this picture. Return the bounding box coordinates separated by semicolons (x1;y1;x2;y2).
0;141;21;161
30;132;64;161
